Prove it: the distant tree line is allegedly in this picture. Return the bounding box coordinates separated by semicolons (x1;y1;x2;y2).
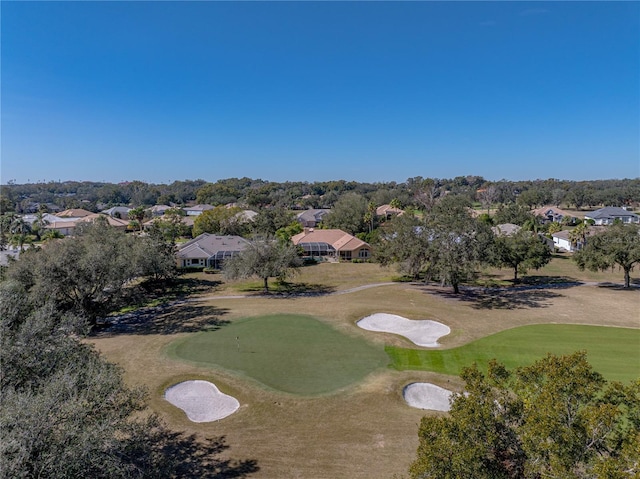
2;176;638;214
2;176;639;290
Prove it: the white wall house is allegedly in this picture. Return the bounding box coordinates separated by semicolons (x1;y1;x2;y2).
585;207;640;225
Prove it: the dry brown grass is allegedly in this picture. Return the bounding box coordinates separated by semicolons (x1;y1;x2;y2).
89;259;639;478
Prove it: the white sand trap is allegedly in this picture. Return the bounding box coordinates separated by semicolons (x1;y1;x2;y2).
357;313;450;347
165;380;240;423
403;383;454;411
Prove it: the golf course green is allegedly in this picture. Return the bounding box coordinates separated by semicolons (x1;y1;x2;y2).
166;314;389;395
386;324;640;383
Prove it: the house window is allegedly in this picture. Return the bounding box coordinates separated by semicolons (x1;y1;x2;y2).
358;249;369;258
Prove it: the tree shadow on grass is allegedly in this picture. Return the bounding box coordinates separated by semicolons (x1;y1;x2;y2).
119;277;225;310
271;281;336;297
454;288;565;310
93;303;230;337
596;281;640;291
156;431;259;478
236;281;336;298
518;275;582;286
415;281;579;310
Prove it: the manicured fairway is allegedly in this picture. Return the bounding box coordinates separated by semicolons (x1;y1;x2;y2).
167;314;389;395
387;324;640;383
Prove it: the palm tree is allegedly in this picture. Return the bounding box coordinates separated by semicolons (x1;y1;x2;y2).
389;198;403;211
568;222;589;250
41;229;64;241
10;216;32;251
522;218;540;233
128;206;146;234
32;210;50;240
0;214;14;251
366;201;376;233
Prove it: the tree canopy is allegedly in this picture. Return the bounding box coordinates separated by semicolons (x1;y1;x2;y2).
375;212;429;279
375;196;493;292
491;229;552;282
322;192;368;235
493;203;538;227
0;284;166;478
6;219;175;324
223;237;302;292
192;206;249;237
573;223;640;288
424;196;494;293
410;351;640;479
0;281;259;478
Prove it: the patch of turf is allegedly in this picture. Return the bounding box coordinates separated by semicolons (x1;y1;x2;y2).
386;324;640;383
166;314;389;395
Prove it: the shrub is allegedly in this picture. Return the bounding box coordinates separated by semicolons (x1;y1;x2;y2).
177;266;205;274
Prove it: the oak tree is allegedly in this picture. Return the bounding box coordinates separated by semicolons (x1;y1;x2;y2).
573;223;640;288
223;237;302;292
425;196;494;293
410;352;640;479
492;229;552;282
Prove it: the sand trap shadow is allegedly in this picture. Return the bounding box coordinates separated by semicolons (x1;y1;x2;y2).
403;382;454;411
165;380;240;423
357;313;450;347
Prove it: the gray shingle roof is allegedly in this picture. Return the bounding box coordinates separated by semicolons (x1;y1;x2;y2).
585;207;639;220
176;233;250;259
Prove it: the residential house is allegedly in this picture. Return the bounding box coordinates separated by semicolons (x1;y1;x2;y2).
491;223;522;236
45;213;129;236
183;204;214;216
147;205;173;216
45;210;91;236
101;206;132;219
235;209;258;223
21;202;61;214
552;226;606;252
375;204;403;220
143;215;195;230
296;209;331;228
23;213;65;225
57;208;94;219
291;228;371;261
175;233;250;269
585;207;640;225
45;220;79;236
532;206;574;223
79;213;129;230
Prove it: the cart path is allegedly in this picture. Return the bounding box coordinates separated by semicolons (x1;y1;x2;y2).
185;279;638;303
103;279;637;328
186;282;399;302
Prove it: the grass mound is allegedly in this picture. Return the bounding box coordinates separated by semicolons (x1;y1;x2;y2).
167;314;389;395
387;324;640;383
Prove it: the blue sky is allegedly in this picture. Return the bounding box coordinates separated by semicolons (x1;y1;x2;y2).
2;1;638;185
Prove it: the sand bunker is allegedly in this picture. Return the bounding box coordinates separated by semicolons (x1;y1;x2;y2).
403;383;454;411
165;380;240;422
357;313;450;347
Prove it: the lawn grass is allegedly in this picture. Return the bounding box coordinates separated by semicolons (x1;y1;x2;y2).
479;252;635;286
387;324;640;383
90;260;639;478
182;261;397;297
166;314;389;395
